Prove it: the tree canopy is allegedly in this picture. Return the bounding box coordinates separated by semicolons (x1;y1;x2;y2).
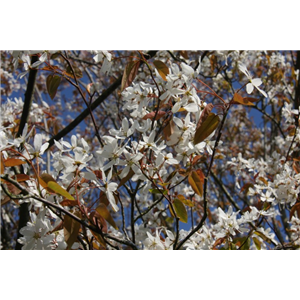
1;50;300;250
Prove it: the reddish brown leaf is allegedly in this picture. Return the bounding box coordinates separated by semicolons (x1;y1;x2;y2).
1;196;13;206
89;210;108;233
209;54;217;72
3;158;26;167
4;181;24;196
60;199;78;207
38;174;56;193
118;169;135;188
99;191;110;206
163;118;175;141
192;155;203;166
196;103;214;130
194;113;219;145
258;177;268;186
64;214;81;250
96;203;118;230
293;161;300;174
153;60;169;81
93;169;103;180
0;158;4;174
213;237;226;249
39;173;74;200
290;203;300;221
240;183;254;194
88;211;107;248
232;93;255;106
188;169;205;197
243;97;259;103
179;51;188;59
176;194;194;207
178;168;189;176
1;179;26;204
121;60;140;91
142;111;166;121
15;174;30;182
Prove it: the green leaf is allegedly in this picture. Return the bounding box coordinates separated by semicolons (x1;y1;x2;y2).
173;199;188;223
149;188;168;195
176;195;194;207
233;237;250;250
253;231;273;244
153;60;169;81
96;203;118;230
157;182;170;187
121;60;140;91
47;181;75;200
39;173;56;183
39;173;57;193
252;237;261;250
194;113;219;145
46;74;61;100
65;65;83;79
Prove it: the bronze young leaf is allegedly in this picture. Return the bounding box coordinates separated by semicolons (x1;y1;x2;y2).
194;113;219;145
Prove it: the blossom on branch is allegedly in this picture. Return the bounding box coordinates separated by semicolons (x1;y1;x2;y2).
239;63;268;97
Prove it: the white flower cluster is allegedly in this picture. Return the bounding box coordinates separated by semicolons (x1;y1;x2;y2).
181;206;277;250
228;150;300;207
17;209;67;250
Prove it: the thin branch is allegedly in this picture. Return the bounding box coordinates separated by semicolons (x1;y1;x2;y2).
60;52;104;147
210;169;240;211
252;105;286;138
194;51;210;73
175;105;230;249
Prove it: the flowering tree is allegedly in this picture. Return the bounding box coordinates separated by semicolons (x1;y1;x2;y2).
1;50;300;250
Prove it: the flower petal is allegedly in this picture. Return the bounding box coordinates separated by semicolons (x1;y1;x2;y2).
107;192;119;212
40;143;49;155
184;103;198;112
256;86;268;98
239;63;251;78
246;83;254;94
251;78;262;87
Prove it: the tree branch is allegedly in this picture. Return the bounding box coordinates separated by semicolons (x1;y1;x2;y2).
46;51;158;150
15;55;39;250
17;56;39;137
